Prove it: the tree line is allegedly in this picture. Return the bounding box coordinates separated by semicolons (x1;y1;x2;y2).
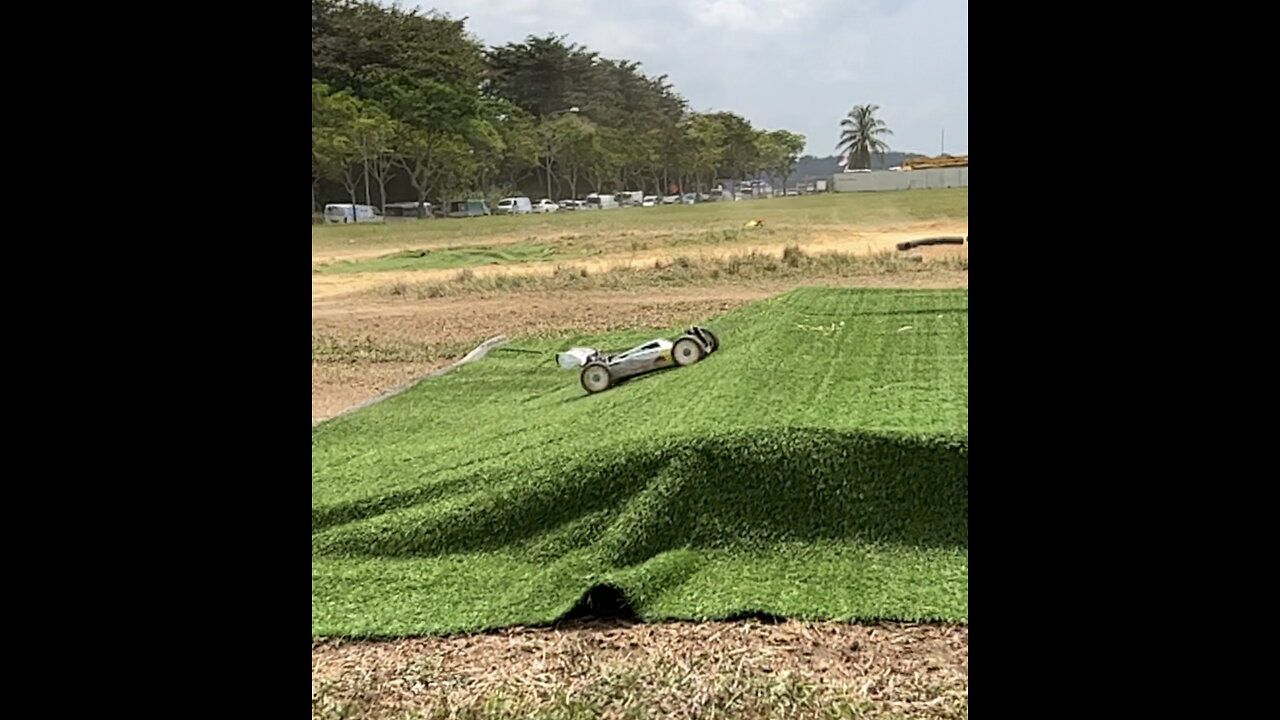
312;0;809;215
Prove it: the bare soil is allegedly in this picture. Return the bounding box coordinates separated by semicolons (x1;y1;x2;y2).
312;360;452;425
312;620;968;719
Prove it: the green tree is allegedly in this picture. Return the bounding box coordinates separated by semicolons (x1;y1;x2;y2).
587;126;626;194
312;81;348;211
312;82;365;207
682;113;726;194
535;111;585;200
484;34;597;119
312;2;814;205
452;116;504;200
484;35;688;197
351;103;397;212
314;0;490;211
374;66;483;213
760;129;806;193
707;112;758;196
313;1;486;102
485;99;540;190
561;119;599;200
837;104;893;170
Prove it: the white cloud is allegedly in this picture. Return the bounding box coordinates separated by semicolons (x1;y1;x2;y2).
691;0;816;33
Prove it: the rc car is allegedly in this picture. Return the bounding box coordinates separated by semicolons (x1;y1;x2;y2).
557;326;719;393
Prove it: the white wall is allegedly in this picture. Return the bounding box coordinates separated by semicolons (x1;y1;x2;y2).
831;168;968;192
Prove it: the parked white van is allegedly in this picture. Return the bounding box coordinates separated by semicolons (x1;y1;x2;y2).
494;196;533;215
617;191;644;207
324;203;383;224
584;193;617;210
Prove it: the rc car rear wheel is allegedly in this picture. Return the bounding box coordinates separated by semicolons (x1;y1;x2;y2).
672;336;705;366
702;329;718;353
581;362;612;393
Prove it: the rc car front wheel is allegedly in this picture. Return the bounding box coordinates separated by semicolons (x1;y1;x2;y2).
581;362;612;393
672;337;705;366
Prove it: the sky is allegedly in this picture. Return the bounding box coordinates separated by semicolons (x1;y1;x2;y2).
413;0;967;158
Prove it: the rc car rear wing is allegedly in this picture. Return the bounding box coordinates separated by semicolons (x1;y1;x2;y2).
556;347;598;369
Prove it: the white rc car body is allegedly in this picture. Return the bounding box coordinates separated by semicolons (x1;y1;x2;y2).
556;326;719;393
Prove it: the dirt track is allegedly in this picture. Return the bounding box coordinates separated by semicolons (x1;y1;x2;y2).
312;220;967;302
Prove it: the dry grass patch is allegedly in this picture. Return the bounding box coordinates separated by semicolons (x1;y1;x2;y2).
312;620;967;720
391;249;967;299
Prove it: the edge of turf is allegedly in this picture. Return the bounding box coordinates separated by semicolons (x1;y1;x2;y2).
312;335;509;427
313;581;970;641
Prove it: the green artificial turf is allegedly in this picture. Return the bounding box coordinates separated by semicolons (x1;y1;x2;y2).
312;287;968;637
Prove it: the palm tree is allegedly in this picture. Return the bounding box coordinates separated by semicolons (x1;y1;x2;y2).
836;104;893;170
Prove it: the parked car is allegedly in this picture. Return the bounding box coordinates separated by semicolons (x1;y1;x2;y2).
324;203;383;224
660;194;680;205
533;199;559;213
642;195;658;207
494;196;533;215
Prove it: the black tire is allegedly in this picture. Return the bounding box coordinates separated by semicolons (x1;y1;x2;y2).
702;329;719;353
580;362;612;393
672;336;704;366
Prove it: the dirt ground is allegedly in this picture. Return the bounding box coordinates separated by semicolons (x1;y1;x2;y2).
313;620;968;719
312;220;967;302
313;228;594;264
312;218;969;717
311;218;965;264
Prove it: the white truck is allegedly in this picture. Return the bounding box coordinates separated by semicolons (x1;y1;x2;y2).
584;193;618;210
616;191;644;207
323;203;383;224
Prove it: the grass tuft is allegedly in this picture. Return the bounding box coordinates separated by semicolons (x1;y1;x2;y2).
384;248;964;299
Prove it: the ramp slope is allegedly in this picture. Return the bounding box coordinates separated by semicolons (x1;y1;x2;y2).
313;288;968;637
